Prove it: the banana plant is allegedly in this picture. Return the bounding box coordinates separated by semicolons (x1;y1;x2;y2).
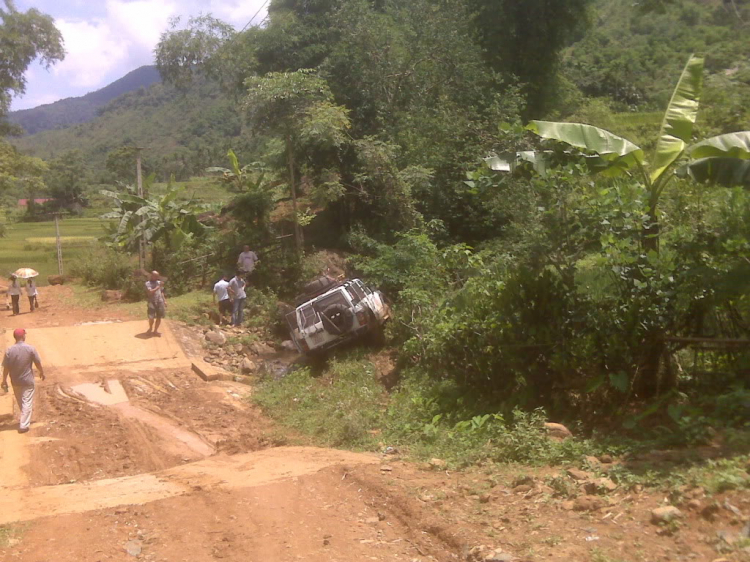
101;175;206;251
492;54;750;251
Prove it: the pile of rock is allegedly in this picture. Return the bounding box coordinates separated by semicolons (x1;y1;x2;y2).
200;327;296;375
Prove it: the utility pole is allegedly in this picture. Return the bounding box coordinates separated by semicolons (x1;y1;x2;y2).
135;147;147;270
54;213;63;276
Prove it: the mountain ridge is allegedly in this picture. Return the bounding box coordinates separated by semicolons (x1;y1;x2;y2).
9;66;162;135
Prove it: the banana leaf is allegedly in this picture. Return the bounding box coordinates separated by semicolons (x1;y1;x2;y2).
528;121;643;173
650;55;704;183
688;132;750;160
686;157;750;187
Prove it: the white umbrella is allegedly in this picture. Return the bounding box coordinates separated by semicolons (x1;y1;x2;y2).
13;268;39;279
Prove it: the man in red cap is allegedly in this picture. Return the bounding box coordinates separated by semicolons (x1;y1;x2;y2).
2;328;45;433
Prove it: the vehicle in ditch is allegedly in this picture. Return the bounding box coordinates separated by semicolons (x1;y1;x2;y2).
285;277;390;355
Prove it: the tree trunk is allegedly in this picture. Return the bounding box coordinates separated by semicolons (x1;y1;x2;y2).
286;136;303;254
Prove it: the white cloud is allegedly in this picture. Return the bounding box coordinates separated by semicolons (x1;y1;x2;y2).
52;18;128;88
12;0;269;110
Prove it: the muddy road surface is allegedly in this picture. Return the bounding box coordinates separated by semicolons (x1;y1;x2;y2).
0;287;457;561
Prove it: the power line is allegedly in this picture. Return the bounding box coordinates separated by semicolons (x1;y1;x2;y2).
239;0;271;33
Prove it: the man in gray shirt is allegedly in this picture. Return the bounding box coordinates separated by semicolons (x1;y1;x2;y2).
2;328;45;433
145;270;167;336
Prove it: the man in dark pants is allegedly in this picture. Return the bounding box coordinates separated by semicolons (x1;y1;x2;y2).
2;328;45;433
8;275;21;315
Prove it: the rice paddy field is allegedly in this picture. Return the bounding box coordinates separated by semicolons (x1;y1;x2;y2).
0;218;108;286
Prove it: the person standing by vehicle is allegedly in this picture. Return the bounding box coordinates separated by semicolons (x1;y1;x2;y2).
26;278;38;313
237;245;259;278
213;272;232;324
145;271;167;336
2;328;45;433
228;270;247;327
7;275;21;316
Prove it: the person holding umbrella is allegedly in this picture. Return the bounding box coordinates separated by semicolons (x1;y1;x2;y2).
7;274;21;316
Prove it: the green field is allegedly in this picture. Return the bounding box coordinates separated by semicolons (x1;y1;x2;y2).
0;218;108;285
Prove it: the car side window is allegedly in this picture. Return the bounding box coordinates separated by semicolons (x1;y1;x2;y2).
360;282;373;295
348;284;364;305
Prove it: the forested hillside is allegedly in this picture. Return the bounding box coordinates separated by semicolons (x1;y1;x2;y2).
8;66;161;135
13;78;246;181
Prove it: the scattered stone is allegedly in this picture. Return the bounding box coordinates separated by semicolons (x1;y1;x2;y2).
599;454;614;464
479;493;492;504
742;522;750;539
467;545;491;561
383;446;398;455
429;458;447;470
204;356;214;364
566;468;591;481
241;358;256;374
717;530;741;547
48;274;65;285
723;500;744;517
584;456;602;468
485;550;514;562
206;330;227;346
513;484;533;494
687;499;702;511
125;539;142;557
573;496;605;512
544;422;573;440
702;502;722;521
364;516;380;525
281;340;297;352
584;478;618;495
249;341;275;355
651;506;683;525
101;289;123;302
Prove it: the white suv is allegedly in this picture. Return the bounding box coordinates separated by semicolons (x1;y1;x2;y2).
285;278;390;355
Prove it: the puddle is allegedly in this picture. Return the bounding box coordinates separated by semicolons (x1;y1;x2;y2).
71;381;129;406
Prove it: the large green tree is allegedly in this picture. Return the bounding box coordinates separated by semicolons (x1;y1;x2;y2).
0;0;64;134
468;0;591;116
45;150;90;210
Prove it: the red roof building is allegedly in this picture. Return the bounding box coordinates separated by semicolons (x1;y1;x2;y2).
17;198;53;207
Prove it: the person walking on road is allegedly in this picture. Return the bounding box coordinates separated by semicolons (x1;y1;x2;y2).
145;271;167;336
213;272;232;324
237;245;259;278
8;275;21;316
2;328;45;433
228;270;247;327
26;278;38;313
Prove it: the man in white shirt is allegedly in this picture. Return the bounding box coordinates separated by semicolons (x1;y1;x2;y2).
213;273;232;324
228;271;247;327
8;275;21;316
237;245;259;276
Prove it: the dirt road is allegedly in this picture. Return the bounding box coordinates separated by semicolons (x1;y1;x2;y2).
0;286;458;561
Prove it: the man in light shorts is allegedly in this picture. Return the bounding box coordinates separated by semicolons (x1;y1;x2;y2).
2;328;45;433
145;271;167;336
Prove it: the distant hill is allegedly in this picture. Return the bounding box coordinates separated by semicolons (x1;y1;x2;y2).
8;66;162;135
12;76;248;181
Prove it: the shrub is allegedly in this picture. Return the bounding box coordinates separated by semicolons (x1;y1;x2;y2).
69;248;141;300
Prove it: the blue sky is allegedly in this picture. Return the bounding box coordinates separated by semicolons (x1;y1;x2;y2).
12;0;268;111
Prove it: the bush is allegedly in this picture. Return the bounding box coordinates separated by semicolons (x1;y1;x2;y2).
70;248;141;300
